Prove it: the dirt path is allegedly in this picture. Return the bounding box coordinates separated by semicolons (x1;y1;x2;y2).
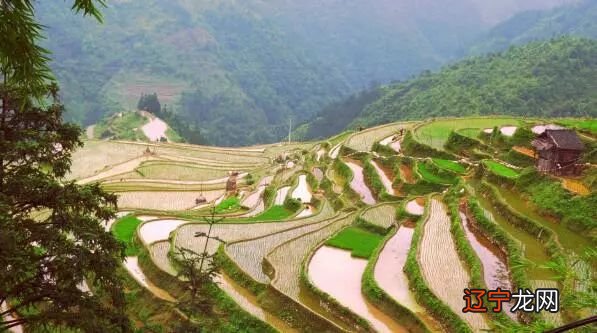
418;199;488;331
399;164;415;184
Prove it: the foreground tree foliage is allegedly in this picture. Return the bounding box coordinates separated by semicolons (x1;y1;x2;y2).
1;1;132;332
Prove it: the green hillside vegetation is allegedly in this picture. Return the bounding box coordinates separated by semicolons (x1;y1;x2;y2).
37;1;572;146
93;112;147;140
556;118;597;135
326;226;384;259
303;37;596;138
470;0;597;54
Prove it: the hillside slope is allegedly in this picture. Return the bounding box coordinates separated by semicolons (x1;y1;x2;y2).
300;37;596;138
470;0;597;54
37;0;573;146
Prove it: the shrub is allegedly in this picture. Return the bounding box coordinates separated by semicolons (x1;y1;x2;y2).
283;197;302;212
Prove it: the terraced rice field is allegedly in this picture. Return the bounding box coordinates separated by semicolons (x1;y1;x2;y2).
345;160;376;205
309;246;408;333
215;274;297;333
361;204;397;229
500;126;517;136
561;178;590;195
379;134;401;152
399;164;415;184
274;186;291;205
405;198;425;216
312;167;324;182
375;225;423;313
116;189;225;210
226;206;337;283
123;257;175;302
291;174;312;203
345;122;411;152
295;204;315;217
414;117;521;150
175;206;335;259
530;280;563;326
371;160;396;195
139;219;186;244
483;160;520;179
459;211;516;320
124;162;234;181
149;241;177;276
267;214;353;299
418;199;488;330
329;144;341;159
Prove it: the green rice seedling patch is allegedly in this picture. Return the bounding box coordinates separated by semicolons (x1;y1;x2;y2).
456;128;481;139
432;158;466;174
112;214;143;256
416;162;456;185
326;226;384;259
215;196;242;213
415;117;521;149
483;160;520;179
244;205;293;222
556;118;596;135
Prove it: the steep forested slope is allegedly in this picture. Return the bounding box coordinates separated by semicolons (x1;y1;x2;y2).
300;37;597;137
470;0;597;54
37;0;572;145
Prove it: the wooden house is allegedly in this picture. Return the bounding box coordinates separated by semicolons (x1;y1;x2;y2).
531;129;585;176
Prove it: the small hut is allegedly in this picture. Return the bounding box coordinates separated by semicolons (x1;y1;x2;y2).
531;129;585;176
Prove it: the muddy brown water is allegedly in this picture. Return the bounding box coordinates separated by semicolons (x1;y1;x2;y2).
495;186;592;256
467;180;553;280
399;164;415;184
459;210;517;320
309;246;408;333
344;160;377;205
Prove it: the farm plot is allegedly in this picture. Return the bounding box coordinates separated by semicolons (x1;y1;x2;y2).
295;204;315;218
416;162;456;185
483;160;520;179
371;160;396;195
123;257;175;302
345;160;376;205
215;274;297;333
117;190;225;210
405;198;425;216
139;219;186;244
77;155;159;184
379;134;401;152
399;164;415;184
375;225;423;313
432;159;467;174
149;241;177;276
266;213;354;299
175;203;335;259
102;180;227;193
414;117;521;150
418;199;488;330
329;143;341;159
274;186;291;205
325;226;383;259
500;126;517;136
530;280;563;326
226;211;339;283
124;162;235;181
361;204;397;229
345;122;412;152
312;167;324;182
309;246;408;333
291;174;312;203
242;186;267;209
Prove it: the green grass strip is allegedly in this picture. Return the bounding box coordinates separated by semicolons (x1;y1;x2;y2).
112;214;143;256
326;226;384;259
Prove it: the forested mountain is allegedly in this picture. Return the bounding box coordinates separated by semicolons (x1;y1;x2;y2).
299;37;597;138
470;0;597;54
37;0;573;146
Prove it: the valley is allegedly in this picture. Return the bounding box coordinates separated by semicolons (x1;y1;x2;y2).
69;116;595;332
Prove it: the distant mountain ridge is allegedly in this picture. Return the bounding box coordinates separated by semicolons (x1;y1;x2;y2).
37;0;575;146
298;37;597;139
469;0;597;54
